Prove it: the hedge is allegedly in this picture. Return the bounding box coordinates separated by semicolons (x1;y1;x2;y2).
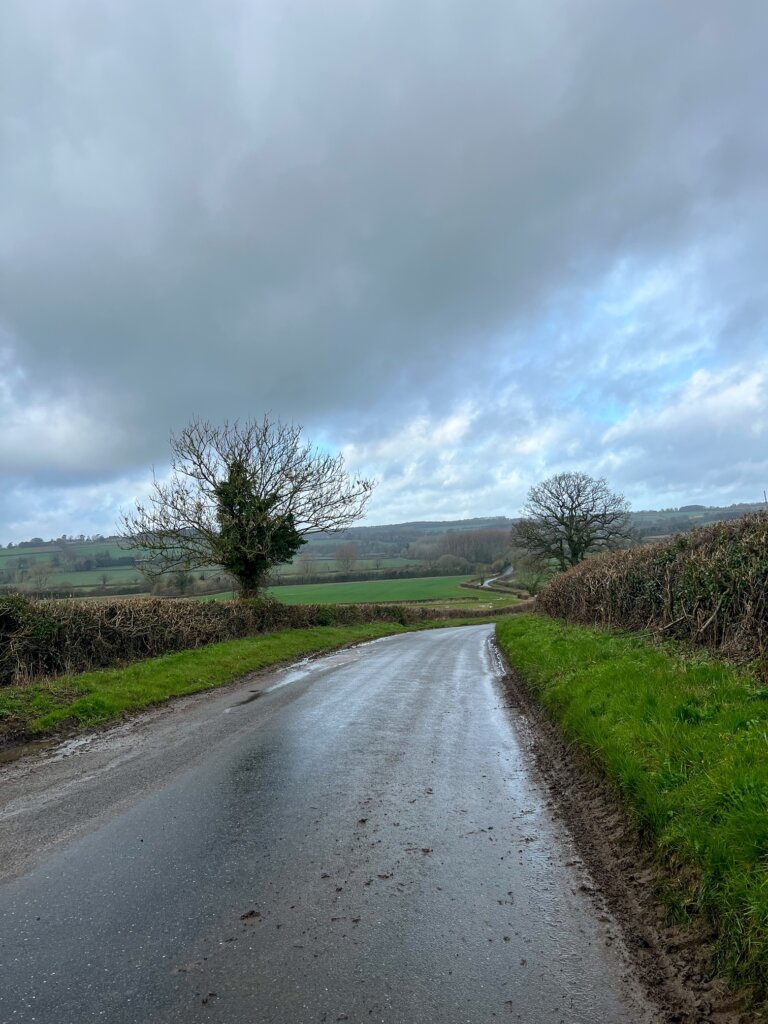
536;511;768;662
0;595;518;685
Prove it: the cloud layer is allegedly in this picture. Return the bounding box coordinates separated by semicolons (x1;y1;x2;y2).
1;1;767;538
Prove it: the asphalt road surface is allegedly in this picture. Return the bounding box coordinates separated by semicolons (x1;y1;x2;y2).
0;625;659;1023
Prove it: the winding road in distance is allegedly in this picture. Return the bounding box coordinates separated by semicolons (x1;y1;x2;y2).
0;625;660;1023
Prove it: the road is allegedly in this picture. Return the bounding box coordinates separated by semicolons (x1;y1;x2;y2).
0;625;659;1024
481;568;514;588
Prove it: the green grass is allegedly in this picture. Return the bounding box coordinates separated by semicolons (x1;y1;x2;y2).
49;567;144;587
261;576;515;610
496;614;768;991
0;618;493;743
276;555;416;575
198;577;516;609
271;575;480;603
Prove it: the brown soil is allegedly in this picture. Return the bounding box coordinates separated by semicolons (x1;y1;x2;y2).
496;649;767;1024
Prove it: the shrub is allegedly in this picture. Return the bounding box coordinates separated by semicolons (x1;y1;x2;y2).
536;511;768;661
0;594;519;685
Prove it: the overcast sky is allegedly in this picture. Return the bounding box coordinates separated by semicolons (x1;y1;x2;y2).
1;0;767;541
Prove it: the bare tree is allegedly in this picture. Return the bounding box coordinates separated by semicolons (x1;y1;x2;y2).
29;562;53;592
510;552;552;596
512;472;632;572
120;417;374;597
335;541;359;573
296;550;319;582
8;557;29;585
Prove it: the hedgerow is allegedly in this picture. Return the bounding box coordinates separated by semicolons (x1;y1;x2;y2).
536;511;768;662
0;595;516;685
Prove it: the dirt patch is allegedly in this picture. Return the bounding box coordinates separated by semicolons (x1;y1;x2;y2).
495;648;767;1024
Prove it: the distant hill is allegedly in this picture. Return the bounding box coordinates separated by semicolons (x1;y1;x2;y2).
630;502;766;540
5;505;766;554
318;516;513;554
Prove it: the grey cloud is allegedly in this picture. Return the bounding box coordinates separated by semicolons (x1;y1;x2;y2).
1;0;767;534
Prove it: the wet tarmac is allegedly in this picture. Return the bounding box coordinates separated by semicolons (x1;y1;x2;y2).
0;625;660;1023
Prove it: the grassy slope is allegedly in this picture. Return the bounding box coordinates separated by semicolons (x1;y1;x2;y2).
0;618;492;742
496;614;768;990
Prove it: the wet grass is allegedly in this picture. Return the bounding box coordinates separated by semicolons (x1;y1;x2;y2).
495;614;768;992
0;618;492;744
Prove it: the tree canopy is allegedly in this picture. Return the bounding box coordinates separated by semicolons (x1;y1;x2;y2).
120;417;374;597
512;471;632;572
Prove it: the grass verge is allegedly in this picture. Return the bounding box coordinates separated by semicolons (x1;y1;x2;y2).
0;617;492;745
496;614;768;992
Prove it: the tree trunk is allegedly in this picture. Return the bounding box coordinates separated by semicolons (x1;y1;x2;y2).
238;577;265;600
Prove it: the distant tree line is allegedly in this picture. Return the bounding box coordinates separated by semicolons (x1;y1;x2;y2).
404;528;511;570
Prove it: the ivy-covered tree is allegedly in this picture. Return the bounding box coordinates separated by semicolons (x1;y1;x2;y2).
212;460;305;596
120;417;374;597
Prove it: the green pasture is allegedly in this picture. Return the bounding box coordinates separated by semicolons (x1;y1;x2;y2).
272;575;478;603
268;577;514;606
49;567;144;590
0;547;55;564
198;575;516;609
0;539;422;596
0;540;128;561
272;555;416;578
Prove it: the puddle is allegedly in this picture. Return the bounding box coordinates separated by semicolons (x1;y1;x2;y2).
0;734;91;767
0;738;54;766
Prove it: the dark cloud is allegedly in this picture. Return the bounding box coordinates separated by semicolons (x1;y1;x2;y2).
1;0;767;536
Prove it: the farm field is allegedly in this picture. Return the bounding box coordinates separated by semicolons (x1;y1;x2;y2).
200;575;517;609
47;567;145;591
271;555;418;578
0;538;424;596
0;541;128;563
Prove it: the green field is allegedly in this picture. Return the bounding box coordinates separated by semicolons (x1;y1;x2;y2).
198;576;517;608
49;567;144;589
0;540;128;562
276;555;415;574
260;575;516;609
0;538;426;596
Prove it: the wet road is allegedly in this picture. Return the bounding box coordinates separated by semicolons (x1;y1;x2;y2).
0;625;659;1023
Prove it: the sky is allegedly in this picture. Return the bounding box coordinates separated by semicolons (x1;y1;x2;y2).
1;0;767;542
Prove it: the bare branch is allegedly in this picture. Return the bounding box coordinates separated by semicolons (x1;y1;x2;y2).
120;416;375;595
512;471;632;572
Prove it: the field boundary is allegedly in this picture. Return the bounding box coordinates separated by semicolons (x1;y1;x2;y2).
537;510;768;662
0;592;523;686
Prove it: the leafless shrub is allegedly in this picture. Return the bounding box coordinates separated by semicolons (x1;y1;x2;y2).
536;511;768;661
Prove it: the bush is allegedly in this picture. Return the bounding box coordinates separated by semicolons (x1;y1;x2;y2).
0;594;517;685
536;511;768;661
